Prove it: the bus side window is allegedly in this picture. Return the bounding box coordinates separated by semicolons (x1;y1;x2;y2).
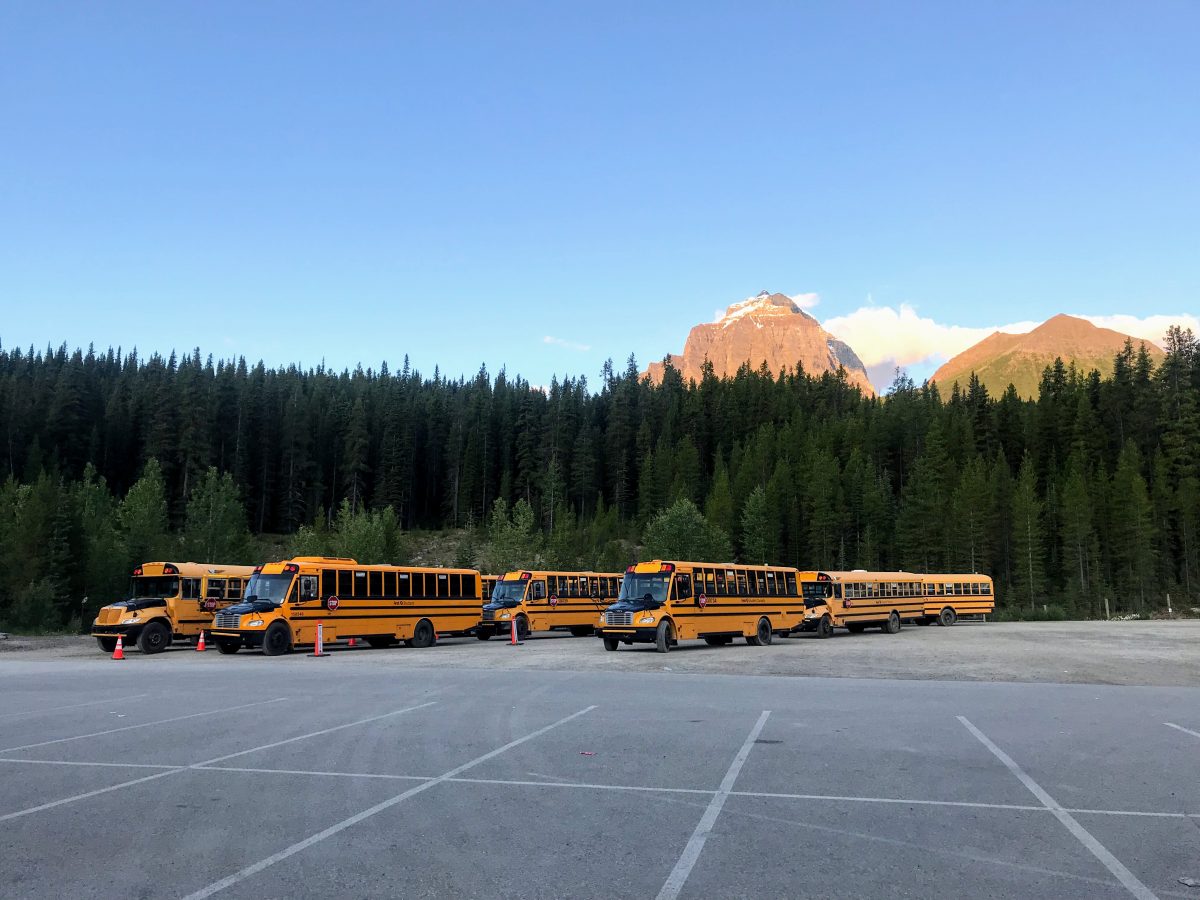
338;569;353;598
182;578;200;600
786;572;797;596
676;576;691;600
299;575;318;602
227;579;243;600
398;573;411;599
207;579;226;599
532;580;546;601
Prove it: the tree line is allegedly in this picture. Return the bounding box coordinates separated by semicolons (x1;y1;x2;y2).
1;327;1197;630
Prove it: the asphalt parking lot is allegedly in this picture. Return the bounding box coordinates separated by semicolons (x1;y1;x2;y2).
1;638;1198;899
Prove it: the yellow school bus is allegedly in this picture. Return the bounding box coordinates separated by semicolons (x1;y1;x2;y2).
481;575;499;606
595;560;804;652
478;570;622;640
797;570;928;637
91;562;256;654
209;557;482;655
920;573;995;625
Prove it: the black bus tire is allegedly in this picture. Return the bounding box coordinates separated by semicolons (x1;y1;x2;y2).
747;617;773;646
603;636;620;651
883;611;902;634
938;607;957;627
411;619;435;649
215;637;241;655
569;626;593;637
475;630;492;641
515;615;530;639
655;619;674;653
846;622;866;634
96;636;118;653
262;621;293;656
816;616;834;639
137;620;171;655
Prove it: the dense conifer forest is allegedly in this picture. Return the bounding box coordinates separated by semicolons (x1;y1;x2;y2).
1;328;1197;630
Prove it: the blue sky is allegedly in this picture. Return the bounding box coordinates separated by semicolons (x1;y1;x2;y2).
2;1;1197;389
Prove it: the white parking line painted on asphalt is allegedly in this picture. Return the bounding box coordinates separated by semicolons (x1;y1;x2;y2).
0;697;288;754
192;701;437;766
959;716;1159;900
0;693;152;720
182;705;598;900
27;755;1190;822
0;757;179;770
1164;722;1200;740
656;710;771;900
0;701;437;823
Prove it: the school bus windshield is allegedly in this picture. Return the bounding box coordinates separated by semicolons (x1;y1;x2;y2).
490;582;526;604
619;574;671;605
245;574;293;605
802;581;834;607
130;577;179;600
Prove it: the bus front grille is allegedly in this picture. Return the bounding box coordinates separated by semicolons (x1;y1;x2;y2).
481;609;495;621
214;611;241;630
604;611;633;627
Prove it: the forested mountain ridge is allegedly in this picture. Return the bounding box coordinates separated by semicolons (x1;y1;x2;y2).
1;325;1197;631
931;314;1167;400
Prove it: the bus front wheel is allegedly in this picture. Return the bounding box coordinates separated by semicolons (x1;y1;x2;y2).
655;619;674;653
215;637;241;655
262;622;293;656
96;636;117;653
137;621;171;654
602;636;620;651
883;611;902;634
938;607;957;627
816;616;834;639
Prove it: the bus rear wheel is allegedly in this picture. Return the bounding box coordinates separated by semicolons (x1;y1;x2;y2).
938;607;957;627
703;635;732;646
410;619;435;649
883;611;902;634
569;626;593;637
746;617;773;646
816;616;834;639
655;619;674;653
96;636;118;653
475;630;492;641
846;622;866;634
602;636;620;651
137;621;171;654
262;622;293;656
215;637;241;655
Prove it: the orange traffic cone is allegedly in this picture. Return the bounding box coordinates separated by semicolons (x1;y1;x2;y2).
196;631;206;652
112;636;125;660
347;637;357;648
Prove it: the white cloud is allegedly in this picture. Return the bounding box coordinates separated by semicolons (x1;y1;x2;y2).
823;304;1039;369
823;304;1198;392
543;335;591;352
790;292;820;310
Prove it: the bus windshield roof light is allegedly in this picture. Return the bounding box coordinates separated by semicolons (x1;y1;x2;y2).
133;567;143;577
163;564;178;575
520;572;531;580
659;563;674;573
253;565;263;574
283;563;299;574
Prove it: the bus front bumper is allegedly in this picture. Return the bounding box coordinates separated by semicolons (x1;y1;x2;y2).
595;627;656;644
210;629;263;647
91;624;142;640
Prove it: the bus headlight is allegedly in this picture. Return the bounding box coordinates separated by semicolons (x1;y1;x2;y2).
639;616;655;624
500;613;511;620
123;616;141;624
246;619;264;627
